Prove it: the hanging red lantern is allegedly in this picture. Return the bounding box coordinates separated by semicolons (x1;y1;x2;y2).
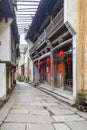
59;50;64;57
40;60;43;66
47;57;50;63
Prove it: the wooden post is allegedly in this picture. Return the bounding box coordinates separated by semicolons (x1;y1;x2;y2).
38;59;40;83
33;61;35;83
50;50;54;89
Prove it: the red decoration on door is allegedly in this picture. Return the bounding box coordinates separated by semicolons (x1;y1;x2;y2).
40;61;43;66
47;57;50;63
66;60;71;73
38;67;40;73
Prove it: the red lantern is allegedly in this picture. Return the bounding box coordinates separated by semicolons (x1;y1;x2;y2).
59;50;64;57
40;60;43;66
47;57;50;63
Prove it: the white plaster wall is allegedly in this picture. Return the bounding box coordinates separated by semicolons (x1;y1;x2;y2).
64;0;79;100
0;64;6;98
0;24;11;61
73;35;77;99
27;39;33;50
24;40;34;82
18;53;25;76
18;63;21;76
19;53;25;66
64;0;79;33
20;33;27;44
24;49;28;78
27;41;33;82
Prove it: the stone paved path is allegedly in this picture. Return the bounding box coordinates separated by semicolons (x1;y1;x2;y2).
0;82;87;130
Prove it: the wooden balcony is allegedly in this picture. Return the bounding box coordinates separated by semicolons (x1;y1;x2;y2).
46;8;64;38
30;8;64;55
30;31;46;54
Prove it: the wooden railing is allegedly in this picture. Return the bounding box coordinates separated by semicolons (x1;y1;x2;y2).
30;31;46;54
30;8;64;54
46;8;64;38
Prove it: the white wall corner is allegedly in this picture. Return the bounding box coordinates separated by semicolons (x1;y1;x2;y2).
0;26;11;61
9;27;11;61
64;0;79;34
0;64;6;98
73;35;77;100
64;0;68;23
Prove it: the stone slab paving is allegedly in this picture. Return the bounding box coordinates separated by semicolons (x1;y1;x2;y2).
77;112;87;120
52;115;85;122
0;121;2;126
30;109;50;115
30;102;43;107
5;114;54;123
42;102;59;107
0;82;87;130
45;99;58;103
48;108;74;115
66;121;87;130
53;123;71;130
30;106;43;110
12;103;30;109
10;108;29;114
1;123;25;130
0;92;17;122
27;124;54;130
47;105;69;110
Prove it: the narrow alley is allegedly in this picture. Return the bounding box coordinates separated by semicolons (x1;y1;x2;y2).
0;82;87;130
0;0;87;129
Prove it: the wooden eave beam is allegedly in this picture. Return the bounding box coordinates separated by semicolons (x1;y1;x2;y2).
17;8;37;10
17;4;38;6
17;10;36;12
52;31;70;45
17;0;40;2
52;38;72;51
17;14;35;15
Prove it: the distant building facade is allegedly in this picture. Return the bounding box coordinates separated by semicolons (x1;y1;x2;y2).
17;42;33;83
17;44;27;81
26;40;33;83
